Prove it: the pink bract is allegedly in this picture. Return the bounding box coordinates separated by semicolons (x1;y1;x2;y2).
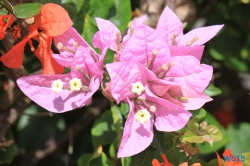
106;61;192;157
17;28;106;113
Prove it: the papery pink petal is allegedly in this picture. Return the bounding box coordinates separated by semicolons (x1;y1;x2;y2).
97;46;108;69
52;53;72;68
148;79;184;108
170;45;204;61
117;16;148;61
54;27;94;49
16;74;99;113
93;18;121;51
106;62;147;103
132;15;147;28
148;79;179;97
118;100;154;157
53;27;98;63
177;25;224;46
179;85;212;110
120;25;170;71
156;6;184;45
71;46;103;84
74;76;100;107
145;86;191;131
165;56;213;92
123;15;147;42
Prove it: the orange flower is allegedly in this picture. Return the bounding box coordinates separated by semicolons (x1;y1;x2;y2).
10;24;21;39
1;3;73;74
152;153;172;166
179;162;201;166
0;14;14;40
223;149;243;166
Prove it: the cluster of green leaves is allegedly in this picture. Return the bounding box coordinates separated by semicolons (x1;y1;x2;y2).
1;0;250;165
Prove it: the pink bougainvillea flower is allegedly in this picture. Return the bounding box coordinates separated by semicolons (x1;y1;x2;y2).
156;7;223;60
17;28;106;113
105;61;191;157
53;27;104;69
92;18;122;52
17;46;101;113
163;55;213;110
115;25;213;110
93;16;148;61
1;3;73;74
97;6;220;157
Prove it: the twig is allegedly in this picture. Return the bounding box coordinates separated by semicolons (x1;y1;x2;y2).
0;67;31;145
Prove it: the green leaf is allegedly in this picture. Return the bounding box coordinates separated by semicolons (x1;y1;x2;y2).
82;14;98;47
182;130;204;144
226;123;250;155
13;3;41;18
63;0;85;13
197;111;230;154
88;0;115;19
192;108;207;121
209;48;225;60
89;152;114;166
205;84;222;97
109;102;125;158
110;0;131;34
0;130;17;164
91;110;116;148
104;49;114;64
129;146;160;166
197;158;225;166
16;104;65;150
187;119;200;133
109;138;118;158
77;146;103;166
78;153;94;166
182;120;222;146
121;157;131;166
242;152;250;166
203;125;222;146
110;102;124;140
120;102;129;118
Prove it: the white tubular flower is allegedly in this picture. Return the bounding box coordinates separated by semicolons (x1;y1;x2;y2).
69;78;82;91
51;79;63;93
131;81;145;95
135;108;151;124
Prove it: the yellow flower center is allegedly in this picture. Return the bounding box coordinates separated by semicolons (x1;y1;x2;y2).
51;79;63;93
69;78;82;91
131;81;145;95
135;108;151;124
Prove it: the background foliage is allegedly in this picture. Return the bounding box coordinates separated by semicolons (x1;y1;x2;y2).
0;0;250;165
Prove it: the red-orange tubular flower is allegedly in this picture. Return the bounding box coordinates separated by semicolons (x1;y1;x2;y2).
0;3;73;74
0;14;14;40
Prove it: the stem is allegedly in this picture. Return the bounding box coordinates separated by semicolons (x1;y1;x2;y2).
153;135;164;153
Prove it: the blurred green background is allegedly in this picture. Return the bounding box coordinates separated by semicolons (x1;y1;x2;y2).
0;0;250;165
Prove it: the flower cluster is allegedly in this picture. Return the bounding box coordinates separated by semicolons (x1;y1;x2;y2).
0;3;73;74
15;6;223;157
